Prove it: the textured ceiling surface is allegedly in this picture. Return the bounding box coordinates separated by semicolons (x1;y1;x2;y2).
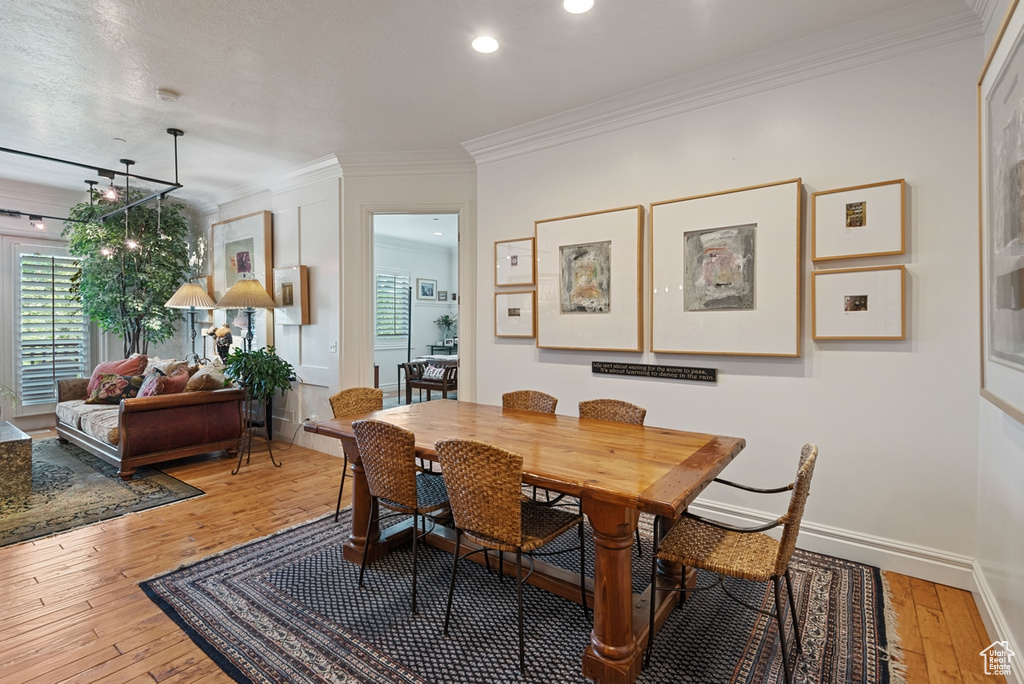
0;0;972;208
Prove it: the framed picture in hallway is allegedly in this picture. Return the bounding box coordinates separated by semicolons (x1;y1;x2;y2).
212;210;274;350
417;278;436;300
980;0;1024;424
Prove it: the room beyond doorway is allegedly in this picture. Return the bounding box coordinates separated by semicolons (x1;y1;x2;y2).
372;212;459;396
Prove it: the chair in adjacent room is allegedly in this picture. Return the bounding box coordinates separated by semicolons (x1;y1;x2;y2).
578;398;648;554
352;419;449;615
329;387;384;522
501;389;558;414
644;444;819;684
435;438;588;676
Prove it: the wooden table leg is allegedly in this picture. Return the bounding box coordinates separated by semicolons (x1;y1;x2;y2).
340;435;411;564
582;498;643;684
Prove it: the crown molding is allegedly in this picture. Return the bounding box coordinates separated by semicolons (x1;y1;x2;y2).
463;2;982;165
375;233;455;257
337;149;475;177
970;0;1000;34
266;154;343;194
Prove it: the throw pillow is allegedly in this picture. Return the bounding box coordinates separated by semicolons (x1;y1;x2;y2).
143;357;188;377
137;368;166;398
422;364;447;380
184;364;227;392
85;373;145;404
162;366;190;394
86;355;148;395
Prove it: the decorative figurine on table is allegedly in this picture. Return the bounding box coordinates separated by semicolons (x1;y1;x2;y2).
214;325;233;362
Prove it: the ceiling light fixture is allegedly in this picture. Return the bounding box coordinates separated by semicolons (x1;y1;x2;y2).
29;215;45;230
563;0;594;13
472;35;499;53
155;88;180;102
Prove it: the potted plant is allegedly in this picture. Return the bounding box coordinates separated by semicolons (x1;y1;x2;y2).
433;314;457;341
223;346;295;407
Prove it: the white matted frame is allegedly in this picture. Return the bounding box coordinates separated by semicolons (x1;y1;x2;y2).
811;265;905;340
812;179;906;261
495;291;536;338
416;278;437;300
651;179;802;356
273;265;309;325
980;0;1024;424
495;237;536;287
535;205;643;351
212;210;274;350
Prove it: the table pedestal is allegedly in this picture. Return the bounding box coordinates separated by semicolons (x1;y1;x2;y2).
0;422;32;499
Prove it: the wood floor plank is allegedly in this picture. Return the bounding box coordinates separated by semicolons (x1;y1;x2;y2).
887;572;925;654
935;584;994;684
910;577;943;611
917;604;965;684
901;649;931;684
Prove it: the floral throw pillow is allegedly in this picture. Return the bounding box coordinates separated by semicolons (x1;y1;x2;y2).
85;373;145;404
422;365;447;380
86;355;148;395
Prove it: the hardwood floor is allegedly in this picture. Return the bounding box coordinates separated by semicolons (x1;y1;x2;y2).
0;439;1004;683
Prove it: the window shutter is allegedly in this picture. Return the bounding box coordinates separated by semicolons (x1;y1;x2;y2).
18;253;89;405
375;272;410;340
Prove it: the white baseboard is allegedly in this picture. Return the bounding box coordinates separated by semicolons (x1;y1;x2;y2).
971;559;1024;684
688;500;975;590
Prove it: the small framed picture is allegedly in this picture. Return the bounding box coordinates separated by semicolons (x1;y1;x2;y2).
438;290;448;301
812;265;905;340
417;278;437;300
443;338;455;347
495;237;536;287
811;179;906;261
495;290;536;338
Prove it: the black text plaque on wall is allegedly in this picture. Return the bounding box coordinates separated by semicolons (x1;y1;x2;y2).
592;361;717;383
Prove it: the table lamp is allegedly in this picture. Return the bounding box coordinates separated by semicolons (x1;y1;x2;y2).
165;282;218;363
216;277;276;352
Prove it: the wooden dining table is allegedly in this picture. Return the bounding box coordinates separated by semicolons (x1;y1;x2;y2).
306;399;745;684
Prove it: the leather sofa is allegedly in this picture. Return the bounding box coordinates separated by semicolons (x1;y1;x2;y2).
56;377;245;479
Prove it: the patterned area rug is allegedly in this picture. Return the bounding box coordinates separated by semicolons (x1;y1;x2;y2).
0;439;204;547
142;511;901;683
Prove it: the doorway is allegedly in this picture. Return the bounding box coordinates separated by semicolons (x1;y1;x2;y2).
371;213;458;401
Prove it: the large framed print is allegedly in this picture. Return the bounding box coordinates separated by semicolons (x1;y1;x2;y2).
495;237;536;286
495;291;536;338
812;179;906;261
980;0;1024;424
535;205;643;351
212;210;274;350
811;265;905;340
651;179;801;356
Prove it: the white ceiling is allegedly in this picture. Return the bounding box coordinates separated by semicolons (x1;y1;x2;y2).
0;0;979;210
374;212;459;249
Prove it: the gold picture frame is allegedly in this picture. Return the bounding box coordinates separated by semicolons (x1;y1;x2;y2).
811;265;906;340
811;179;906;261
494;237;536;287
495;290;536;338
211;210;274;350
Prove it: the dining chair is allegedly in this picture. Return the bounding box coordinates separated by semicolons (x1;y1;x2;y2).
578;398;647;555
329;387;384;522
644;443;819;684
501;389;558;414
352;419;449;615
435;437;588;676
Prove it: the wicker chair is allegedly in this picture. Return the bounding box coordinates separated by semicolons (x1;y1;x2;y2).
435;438;587;676
501;390;558;414
352;420;449;615
644;444;819;684
329;387;384;522
578;398;648;555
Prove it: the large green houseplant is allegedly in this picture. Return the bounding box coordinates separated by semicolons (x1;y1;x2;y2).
63;188;191;358
222;346;295;406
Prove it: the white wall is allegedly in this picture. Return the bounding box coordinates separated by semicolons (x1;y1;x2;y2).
474;38;982;587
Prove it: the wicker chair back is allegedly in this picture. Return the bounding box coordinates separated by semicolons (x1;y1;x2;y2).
330;387;383;418
774;443;818;574
352;419;418;511
578;398;647;425
502;390;558;414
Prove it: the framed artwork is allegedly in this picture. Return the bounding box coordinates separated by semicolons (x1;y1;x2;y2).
438;290;448;301
980;0;1024;424
212;210;273;350
495;290;536;338
812;179;906;261
651;178;801;356
273;265;309;325
495;237;536;286
535;205;643;351
417;278;437;300
811;265;905;340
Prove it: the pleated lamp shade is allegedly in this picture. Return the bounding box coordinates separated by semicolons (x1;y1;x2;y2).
217;278;276;309
165;282;217;309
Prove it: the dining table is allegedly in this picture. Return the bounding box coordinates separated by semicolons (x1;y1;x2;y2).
306;399;745;684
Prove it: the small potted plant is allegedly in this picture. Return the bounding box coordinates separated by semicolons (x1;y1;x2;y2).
223;346;295;407
433;314;457;341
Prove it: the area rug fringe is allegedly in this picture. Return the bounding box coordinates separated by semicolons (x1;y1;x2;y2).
880;571;909;684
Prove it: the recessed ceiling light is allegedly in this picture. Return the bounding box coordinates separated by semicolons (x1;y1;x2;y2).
155;88;180;102
563;0;594;14
472;36;499;53
433;232;443;236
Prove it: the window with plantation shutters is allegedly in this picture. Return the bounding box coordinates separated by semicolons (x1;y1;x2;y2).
375;269;410;344
18;253;89;406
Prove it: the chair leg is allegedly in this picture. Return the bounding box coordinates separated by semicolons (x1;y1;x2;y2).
644;547;660;670
358;498;376;588
773;576;793;684
444;530;462;636
634;526;643;557
333;454;348;523
499;551;505;583
785;568;802;653
516;550;525;676
411;510;419;615
577;519;588;619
